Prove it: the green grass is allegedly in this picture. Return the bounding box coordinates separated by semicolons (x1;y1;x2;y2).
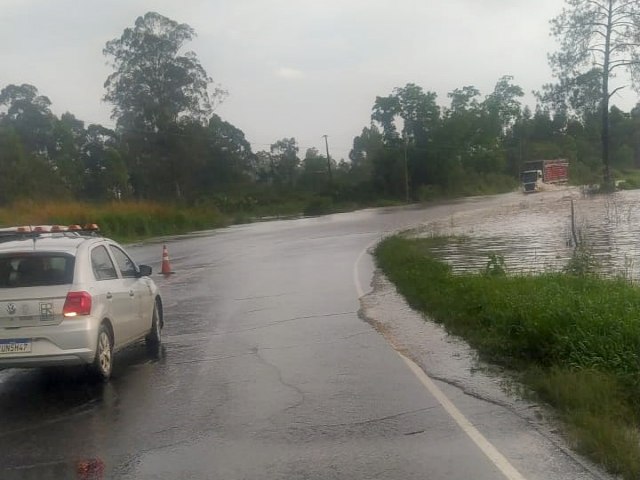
417;174;519;202
375;235;640;479
0;200;228;242
0;196;408;242
615;168;640;190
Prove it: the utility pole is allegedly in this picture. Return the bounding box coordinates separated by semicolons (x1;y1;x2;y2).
322;134;333;185
403;135;410;203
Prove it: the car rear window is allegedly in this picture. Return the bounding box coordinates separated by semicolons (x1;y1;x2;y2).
0;254;75;288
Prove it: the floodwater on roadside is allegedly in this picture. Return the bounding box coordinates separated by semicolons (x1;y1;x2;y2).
413;187;640;279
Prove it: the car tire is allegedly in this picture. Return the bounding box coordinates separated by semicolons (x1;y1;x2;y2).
146;300;161;351
91;324;113;381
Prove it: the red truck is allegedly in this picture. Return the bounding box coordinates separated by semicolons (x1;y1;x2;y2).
521;159;569;192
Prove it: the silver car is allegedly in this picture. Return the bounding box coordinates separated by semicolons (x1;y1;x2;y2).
0;226;163;380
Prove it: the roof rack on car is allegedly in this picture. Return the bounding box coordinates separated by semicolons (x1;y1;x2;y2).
0;224;102;241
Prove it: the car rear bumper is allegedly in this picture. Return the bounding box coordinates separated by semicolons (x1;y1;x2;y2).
0;317;98;368
0;352;93;368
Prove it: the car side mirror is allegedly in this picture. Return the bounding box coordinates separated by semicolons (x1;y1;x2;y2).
138;264;152;277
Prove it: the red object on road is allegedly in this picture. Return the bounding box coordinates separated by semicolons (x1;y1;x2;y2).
76;458;105;479
161;245;173;275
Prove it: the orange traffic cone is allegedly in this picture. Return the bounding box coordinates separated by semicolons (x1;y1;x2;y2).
161;245;173;275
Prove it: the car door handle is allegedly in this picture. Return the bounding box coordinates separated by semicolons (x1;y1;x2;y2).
106;292;113;300
129;290;135;297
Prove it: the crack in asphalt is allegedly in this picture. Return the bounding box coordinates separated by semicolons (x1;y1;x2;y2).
392;349;606;477
233;292;293;301
309;405;441;429
243;306;278;314
257;330;373;351
251;348;307;415
167;330;373;366
168;351;256;366
165;327;370;363
207;311;358;336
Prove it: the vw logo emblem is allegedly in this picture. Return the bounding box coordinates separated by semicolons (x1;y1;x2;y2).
7;303;16;315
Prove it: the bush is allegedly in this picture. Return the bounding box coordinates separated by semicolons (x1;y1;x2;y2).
564;245;599;276
303;196;333;216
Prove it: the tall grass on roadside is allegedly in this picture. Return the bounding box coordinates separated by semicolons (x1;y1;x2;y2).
375;235;640;479
0;201;227;242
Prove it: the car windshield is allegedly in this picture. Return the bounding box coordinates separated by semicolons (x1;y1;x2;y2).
0;254;74;288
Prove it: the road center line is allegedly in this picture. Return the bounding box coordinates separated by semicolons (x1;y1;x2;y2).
353;241;529;480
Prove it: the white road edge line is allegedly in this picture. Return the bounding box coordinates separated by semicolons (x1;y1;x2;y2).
353;241;528;480
398;354;528;480
353;239;378;298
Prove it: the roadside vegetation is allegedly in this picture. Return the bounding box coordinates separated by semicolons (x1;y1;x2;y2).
375;235;640;479
0;201;226;242
0;196;408;243
615;169;640;191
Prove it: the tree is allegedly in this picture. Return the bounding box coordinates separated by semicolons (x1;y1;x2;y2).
52;113;85;195
349;125;384;191
0;83;55;155
371;84;440;197
299;147;331;192
372;83;440;145
0;125;67;203
550;0;640;186
270;138;300;187
103;12;225;199
537;69;603;123
82;124;129;200
483;76;524;137
206;114;253;183
104;12;217;131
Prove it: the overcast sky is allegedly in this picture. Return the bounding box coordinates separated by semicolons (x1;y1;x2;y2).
1;0;638;161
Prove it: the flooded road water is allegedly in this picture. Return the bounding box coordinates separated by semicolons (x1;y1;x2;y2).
416;188;640;278
0;191;618;480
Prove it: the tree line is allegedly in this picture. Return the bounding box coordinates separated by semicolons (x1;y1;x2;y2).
1;3;640;209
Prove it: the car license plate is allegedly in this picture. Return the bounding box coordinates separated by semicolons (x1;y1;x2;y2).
0;339;32;354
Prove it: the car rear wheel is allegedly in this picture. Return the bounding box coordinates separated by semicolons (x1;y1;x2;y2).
91;324;113;381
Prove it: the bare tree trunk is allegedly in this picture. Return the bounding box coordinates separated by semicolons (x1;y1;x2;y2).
601;0;613;188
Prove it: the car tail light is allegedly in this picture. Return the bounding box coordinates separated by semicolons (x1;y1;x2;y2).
63;291;92;317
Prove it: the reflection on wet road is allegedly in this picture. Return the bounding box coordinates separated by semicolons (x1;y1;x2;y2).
0;190;615;479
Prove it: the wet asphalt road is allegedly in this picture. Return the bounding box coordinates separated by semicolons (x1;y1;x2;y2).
0;194;611;479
